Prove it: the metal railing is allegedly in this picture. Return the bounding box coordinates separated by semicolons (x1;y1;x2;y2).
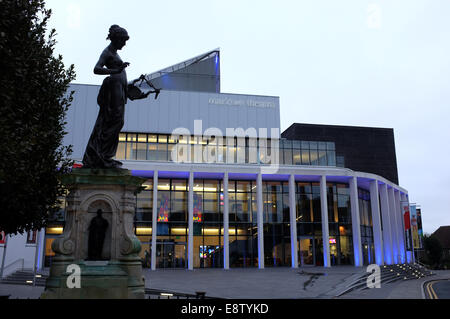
0;258;24;279
145;288;218;300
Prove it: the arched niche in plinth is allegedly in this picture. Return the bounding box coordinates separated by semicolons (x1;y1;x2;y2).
81;197;115;261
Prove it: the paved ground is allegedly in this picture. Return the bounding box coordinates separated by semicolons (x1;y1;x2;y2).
1;267;449;299
0;284;44;299
430;280;450;299
340;270;450;299
423;278;450;299
143;266;364;299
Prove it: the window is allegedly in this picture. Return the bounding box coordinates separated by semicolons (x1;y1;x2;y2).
116;133;340;167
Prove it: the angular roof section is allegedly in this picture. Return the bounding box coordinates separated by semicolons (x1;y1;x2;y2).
140;48;220;93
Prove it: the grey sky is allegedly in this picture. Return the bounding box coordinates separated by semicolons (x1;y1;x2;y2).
45;0;450;234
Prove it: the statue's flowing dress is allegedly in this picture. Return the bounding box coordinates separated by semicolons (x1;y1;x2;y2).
82;48;128;168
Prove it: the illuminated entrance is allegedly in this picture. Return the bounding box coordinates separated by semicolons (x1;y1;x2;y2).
298;237;315;266
156;241;186;268
298;237;325;266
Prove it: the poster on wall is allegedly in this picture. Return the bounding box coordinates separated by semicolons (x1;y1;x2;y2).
26;230;37;244
157;193;169;222
402;202;412;251
193;193;203;223
416;208;424;249
410;205;420;249
0;231;5;244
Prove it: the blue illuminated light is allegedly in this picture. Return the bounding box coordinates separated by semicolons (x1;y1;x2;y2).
375;246;383;265
37;233;43;270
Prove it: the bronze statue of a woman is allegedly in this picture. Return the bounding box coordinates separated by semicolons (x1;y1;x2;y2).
82;25;151;169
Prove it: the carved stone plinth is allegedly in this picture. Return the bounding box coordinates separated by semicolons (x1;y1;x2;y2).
41;168;146;299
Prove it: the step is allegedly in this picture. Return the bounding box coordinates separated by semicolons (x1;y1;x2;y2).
336;263;435;296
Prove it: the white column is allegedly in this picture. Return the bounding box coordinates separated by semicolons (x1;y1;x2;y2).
394;190;406;263
289;174;298;268
257;172;264;269
388;187;399;263
151;171;158;270
320;175;331;268
349;176;363;267
37;228;46;270
369;180;384;265
33;230;42;285
188;171;194;270
223;172;229;270
379;183;394;264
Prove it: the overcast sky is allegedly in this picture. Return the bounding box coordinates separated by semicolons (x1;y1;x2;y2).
45;0;450;235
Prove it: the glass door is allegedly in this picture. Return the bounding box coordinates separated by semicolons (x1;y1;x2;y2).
174;242;187;268
156;241;174;268
156;241;187;268
314;238;324;266
298;237;315;266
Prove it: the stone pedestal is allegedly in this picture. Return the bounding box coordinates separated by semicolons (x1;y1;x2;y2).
41;168;146;299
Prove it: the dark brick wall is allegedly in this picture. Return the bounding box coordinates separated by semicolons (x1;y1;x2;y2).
281;123;399;184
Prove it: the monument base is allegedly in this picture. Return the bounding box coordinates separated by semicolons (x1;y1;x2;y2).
41;260;144;299
41;168;146;299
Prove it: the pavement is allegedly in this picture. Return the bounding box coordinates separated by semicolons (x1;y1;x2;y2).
143;266;363;299
339;270;450;299
0;284;45;299
1;267;449;299
423;276;450;299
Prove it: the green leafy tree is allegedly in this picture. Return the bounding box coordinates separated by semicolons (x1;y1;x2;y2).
423;235;443;267
0;0;75;234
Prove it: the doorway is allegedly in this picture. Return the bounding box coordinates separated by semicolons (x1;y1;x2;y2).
156;241;186;268
298;237;315;266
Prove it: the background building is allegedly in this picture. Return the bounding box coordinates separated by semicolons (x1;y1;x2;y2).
282;123;399;184
431;226;450;261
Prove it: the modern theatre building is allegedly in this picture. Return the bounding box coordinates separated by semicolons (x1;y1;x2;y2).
42;49;414;271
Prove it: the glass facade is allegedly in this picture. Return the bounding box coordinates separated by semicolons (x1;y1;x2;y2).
229;181;258;268
359;188;375;266
115;132;337;167
326;183;354;266
44;177;381;269
193;180;223;268
263;182;291;267
155;179;188;269
296;182;323;266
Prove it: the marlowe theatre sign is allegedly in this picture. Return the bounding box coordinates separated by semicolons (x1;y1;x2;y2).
208;97;276;109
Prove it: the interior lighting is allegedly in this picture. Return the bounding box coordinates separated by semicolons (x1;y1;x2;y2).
136;227;152;235
46;227;63;235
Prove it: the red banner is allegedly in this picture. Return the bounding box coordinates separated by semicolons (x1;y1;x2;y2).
404;211;411;230
402;203;413;251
